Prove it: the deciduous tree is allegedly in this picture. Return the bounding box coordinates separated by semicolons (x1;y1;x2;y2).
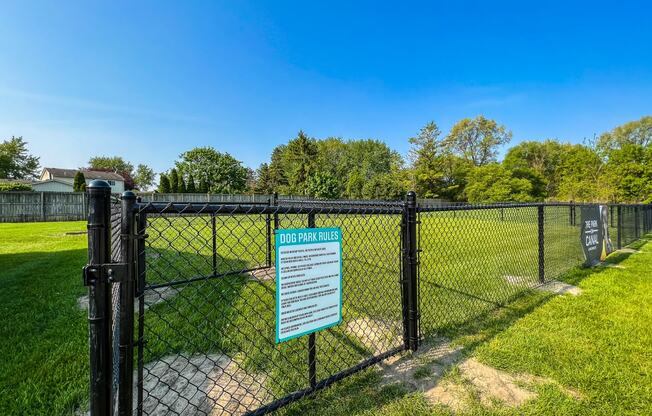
0;136;40;179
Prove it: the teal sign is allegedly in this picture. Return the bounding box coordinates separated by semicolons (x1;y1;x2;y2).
275;227;343;343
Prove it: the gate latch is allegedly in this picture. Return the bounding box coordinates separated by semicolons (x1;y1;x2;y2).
83;263;129;286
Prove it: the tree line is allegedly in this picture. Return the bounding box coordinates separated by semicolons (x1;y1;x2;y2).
2;115;651;202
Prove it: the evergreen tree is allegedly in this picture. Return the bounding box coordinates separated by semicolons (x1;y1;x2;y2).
73;171;86;192
169;168;179;193
179;177;187;193
158;174;171;193
199;177;209;193
187;174;196;193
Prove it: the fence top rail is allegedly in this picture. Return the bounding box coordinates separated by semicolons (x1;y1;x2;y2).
417;201;652;213
134;201;405;215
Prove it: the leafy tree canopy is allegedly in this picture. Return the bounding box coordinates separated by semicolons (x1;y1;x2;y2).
175;147;248;194
0;136;40;179
443;116;512;166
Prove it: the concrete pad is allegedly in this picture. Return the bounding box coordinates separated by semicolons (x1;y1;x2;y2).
535;280;582;296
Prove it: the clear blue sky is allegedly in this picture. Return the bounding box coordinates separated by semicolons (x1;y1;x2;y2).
1;1;651;174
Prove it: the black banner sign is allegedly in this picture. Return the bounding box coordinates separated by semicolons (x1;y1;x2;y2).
580;205;614;266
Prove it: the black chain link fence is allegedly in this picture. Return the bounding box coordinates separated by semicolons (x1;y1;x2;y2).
85;188;652;416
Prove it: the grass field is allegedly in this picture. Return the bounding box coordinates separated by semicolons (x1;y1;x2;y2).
0;213;650;415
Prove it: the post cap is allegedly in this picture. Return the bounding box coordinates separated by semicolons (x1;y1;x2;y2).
121;190;137;200
87;180;111;190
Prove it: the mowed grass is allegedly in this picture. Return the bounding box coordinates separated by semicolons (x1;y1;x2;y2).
1;212;650;415
0;221;88;415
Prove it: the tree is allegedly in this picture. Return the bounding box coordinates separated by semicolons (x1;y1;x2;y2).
179;176;187;193
555;144;609;202
0;136;40;179
134;164;155;191
186;174;196;193
88;156;136;189
284;131;318;194
254;163;274;194
73;171;86;192
158;173;171;193
597;115;652;154
169;168;180;193
465;164;537;203
409;122;444;197
175;147;248;194
503;140;565;197
443;116;512;166
604;144;652;203
306;171;340;199
198;177;209;193
88;156;134;174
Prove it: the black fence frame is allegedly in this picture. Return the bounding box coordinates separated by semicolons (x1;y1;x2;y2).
84;181;652;416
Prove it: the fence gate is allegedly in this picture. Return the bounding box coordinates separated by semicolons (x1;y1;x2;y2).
84;182;415;416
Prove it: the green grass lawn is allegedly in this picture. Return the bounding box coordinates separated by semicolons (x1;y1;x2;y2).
0;221;88;415
1;216;650;415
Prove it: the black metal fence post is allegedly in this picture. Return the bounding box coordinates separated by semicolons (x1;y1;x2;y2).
307;212;317;389
135;212;147;416
402;191;419;351
117;191;137;416
617;205;623;249
538;205;545;283
85;180;113;416
212;214;217;275
273;192;279;230
266;196;272;268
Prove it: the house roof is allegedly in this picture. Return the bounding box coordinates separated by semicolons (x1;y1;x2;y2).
32;178;74;187
43;168;124;181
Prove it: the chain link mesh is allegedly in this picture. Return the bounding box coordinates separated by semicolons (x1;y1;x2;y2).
132;202;404;415
104;198;651;415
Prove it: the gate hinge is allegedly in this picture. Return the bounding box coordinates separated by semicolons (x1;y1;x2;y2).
83;263;129;286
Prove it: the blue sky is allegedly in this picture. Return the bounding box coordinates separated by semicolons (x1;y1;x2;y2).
1;1;651;174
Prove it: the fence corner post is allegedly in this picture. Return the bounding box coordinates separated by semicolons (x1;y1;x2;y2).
538;204;545;283
85;180;112;416
402;191;419;351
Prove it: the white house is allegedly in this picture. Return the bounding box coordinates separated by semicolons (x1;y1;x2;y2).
33;168;126;193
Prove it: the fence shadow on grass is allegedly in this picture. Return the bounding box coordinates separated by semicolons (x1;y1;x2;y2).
276;238;647;416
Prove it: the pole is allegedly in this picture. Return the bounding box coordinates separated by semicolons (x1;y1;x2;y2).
617;205;623;249
402;191;419;351
538;205;545;283
307;211;317;388
86;180;112;416
117;191;136;416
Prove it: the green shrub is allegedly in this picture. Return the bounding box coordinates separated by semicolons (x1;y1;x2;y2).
0;182;32;191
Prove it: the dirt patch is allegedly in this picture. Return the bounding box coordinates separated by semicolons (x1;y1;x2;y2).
77;286;180;311
379;338;463;388
535;280;582;296
458;358;536;406
345;317;402;357
379;339;581;413
247;267;275;282
139;353;268;415
424;380;469;412
502;275;537;287
602;263;626;269
619;248;641;254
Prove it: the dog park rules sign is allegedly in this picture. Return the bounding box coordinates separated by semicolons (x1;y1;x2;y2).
580;205;614;266
275;227;343;343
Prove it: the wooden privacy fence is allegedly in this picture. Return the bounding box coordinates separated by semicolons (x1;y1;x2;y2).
0;191;446;222
0;192;276;222
0;192;88;222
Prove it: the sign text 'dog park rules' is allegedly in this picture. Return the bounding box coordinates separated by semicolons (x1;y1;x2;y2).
275;227;342;343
